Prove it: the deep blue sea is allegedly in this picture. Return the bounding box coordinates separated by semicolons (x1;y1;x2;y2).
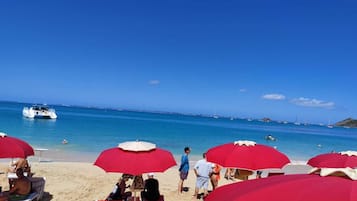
1;101;357;162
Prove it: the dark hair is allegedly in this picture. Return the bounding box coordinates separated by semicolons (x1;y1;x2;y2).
122;174;133;179
184;147;190;152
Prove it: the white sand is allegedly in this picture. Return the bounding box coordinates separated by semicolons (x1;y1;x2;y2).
0;161;311;201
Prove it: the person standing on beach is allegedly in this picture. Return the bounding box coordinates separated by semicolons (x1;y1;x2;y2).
210;163;221;190
193;153;212;199
178;146;190;194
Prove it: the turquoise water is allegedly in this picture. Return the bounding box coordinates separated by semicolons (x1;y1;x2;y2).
1;101;357;162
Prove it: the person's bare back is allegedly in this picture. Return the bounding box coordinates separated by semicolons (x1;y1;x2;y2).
0;169;31;201
10;176;31;195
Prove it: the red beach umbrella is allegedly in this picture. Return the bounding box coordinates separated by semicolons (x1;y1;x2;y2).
94;141;177;175
206;140;290;170
0;132;34;158
308;151;357;168
205;171;357;201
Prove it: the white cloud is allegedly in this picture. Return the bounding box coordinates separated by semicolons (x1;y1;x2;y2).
148;80;160;85
262;93;286;100
291;97;335;109
239;88;247;93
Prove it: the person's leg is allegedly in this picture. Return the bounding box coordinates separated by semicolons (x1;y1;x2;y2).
212;175;219;190
194;186;199;199
224;168;232;179
178;171;188;193
140;191;145;201
203;178;209;197
124;192;132;200
193;177;200;198
178;179;184;193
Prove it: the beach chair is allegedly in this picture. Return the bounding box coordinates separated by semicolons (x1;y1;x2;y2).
18;192;39;201
267;172;284;177
28;177;46;201
234;169;253;180
15;177;45;201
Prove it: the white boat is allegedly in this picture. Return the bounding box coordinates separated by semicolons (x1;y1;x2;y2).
23;105;57;119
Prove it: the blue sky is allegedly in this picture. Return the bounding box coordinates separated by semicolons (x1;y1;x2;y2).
0;0;356;124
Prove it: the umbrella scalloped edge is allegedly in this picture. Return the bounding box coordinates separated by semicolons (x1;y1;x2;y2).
310;167;357;180
118;141;156;152
340;151;357;157
234;140;256;146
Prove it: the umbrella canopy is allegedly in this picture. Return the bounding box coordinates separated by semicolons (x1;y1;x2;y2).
118;141;156;151
205;171;357;201
206;140;290;170
94;141;176;175
308;151;357;168
0;132;34;158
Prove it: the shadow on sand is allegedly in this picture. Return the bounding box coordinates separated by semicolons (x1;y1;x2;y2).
41;192;53;201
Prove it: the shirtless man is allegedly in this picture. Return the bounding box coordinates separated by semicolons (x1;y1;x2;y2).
0;168;31;201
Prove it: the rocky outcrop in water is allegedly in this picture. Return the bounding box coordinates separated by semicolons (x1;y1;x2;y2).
335;118;357;128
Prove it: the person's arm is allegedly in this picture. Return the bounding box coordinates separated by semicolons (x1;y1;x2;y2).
194;168;198;177
9;183;19;194
194;162;199;176
119;181;126;195
180;155;185;166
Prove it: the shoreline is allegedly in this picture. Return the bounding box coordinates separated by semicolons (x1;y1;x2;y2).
3;149;309;165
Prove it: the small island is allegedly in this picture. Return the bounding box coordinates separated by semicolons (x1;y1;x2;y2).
335;118;357;128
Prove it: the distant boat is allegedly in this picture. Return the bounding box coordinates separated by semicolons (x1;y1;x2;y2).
265;134;276;141
262;117;271;122
294;116;301;125
327;120;334;128
23;105;57;119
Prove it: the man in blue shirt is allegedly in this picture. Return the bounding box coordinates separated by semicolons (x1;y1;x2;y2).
178;146;190;194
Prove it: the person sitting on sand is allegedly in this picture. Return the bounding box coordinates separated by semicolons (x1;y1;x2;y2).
141;173;160;201
224;168;234;180
106;174;132;201
0;168;32;201
131;174;144;191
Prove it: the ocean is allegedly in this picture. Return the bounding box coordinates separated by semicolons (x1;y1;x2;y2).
1;101;356;163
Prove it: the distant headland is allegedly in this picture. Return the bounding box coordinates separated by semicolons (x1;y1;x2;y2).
335;118;357;128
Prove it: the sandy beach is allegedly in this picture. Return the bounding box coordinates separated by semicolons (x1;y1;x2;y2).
0;159;311;201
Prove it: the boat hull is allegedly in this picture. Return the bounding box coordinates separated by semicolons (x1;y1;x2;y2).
23;106;57;119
